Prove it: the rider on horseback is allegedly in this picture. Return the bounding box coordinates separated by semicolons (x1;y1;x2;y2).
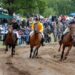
61;17;75;40
30;17;45;46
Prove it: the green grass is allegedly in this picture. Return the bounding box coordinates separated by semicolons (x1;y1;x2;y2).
0;41;5;48
0;45;5;48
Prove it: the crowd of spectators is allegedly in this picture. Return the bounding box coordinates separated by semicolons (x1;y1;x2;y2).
0;15;74;45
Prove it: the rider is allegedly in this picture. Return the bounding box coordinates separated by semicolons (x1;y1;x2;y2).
61;17;75;39
30;17;45;46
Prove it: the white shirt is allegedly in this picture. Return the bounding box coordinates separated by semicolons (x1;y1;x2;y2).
13;30;21;38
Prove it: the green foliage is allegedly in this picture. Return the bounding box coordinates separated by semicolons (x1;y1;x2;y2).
1;0;75;17
43;7;57;17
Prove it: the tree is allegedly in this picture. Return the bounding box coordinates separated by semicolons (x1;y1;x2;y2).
2;0;15;15
1;0;47;16
1;0;75;17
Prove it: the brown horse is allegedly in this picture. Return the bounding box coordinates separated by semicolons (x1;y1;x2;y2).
29;24;43;58
3;26;18;57
58;23;75;61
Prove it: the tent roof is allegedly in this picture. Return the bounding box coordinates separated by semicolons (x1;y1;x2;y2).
70;13;75;16
0;14;13;19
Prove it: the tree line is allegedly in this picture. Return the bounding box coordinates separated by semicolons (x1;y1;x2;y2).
0;0;75;17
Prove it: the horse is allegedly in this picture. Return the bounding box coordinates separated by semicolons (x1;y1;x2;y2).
29;23;43;58
3;25;18;57
58;22;75;61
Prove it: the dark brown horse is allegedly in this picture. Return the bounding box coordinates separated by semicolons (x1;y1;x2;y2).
58;22;75;61
3;26;18;56
29;24;42;58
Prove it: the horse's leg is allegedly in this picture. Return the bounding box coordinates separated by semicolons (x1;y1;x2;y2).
36;46;40;57
33;48;38;58
33;45;40;58
64;46;72;60
58;40;62;52
11;45;15;57
13;46;15;55
30;46;33;58
5;45;8;53
60;45;65;61
33;48;37;58
36;48;38;56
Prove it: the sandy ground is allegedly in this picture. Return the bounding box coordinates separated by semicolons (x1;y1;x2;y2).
0;43;75;75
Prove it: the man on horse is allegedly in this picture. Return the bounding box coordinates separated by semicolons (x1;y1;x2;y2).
58;17;75;61
30;17;45;46
61;17;75;40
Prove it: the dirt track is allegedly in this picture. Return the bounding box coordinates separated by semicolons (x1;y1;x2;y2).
0;43;75;75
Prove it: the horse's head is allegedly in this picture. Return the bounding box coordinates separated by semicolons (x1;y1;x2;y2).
70;24;75;46
34;23;39;34
8;25;13;34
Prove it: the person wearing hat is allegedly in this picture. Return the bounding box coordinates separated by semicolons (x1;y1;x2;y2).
30;17;45;46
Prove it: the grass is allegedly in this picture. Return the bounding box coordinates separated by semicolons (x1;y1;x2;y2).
0;41;5;48
0;45;5;48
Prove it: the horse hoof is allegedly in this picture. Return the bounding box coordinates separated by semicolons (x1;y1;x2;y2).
32;56;34;58
32;55;36;58
5;49;8;54
64;57;67;60
59;59;63;62
29;56;31;58
58;50;60;52
11;55;13;57
5;51;7;54
58;49;60;52
29;55;32;58
13;53;15;55
53;55;56;58
11;53;15;57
